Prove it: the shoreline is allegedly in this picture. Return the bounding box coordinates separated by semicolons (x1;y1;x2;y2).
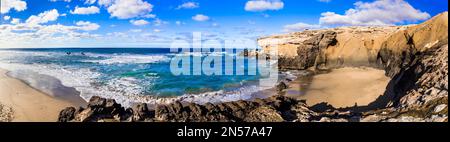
0;68;86;122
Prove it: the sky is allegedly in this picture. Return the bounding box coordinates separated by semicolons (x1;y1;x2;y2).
0;0;448;48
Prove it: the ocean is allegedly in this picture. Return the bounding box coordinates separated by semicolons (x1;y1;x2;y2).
0;48;295;107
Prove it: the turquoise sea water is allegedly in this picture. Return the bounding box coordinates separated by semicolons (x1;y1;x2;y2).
0;48;289;106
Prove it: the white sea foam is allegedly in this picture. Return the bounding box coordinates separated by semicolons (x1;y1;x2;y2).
83;54;170;64
0;61;277;107
0;50;280;107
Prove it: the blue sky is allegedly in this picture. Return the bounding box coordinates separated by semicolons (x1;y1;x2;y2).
0;0;448;48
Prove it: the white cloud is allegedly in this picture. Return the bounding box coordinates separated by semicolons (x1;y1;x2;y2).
25;9;60;25
11;18;20;24
71;6;100;15
283;22;321;32
84;0;97;4
143;14;156;18
97;0;114;7
192;14;209;22
107;0;154;19
175;21;188;26
176;2;199;9
153;18;168;26
245;0;284;12
4;16;11;20
153;29;161;33
319;0;431;26
0;18;101;48
1;0;27;14
318;0;331;3
76;21;100;31
130;19;149;26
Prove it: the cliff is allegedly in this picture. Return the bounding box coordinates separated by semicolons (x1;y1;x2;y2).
259;26;404;70
58;12;448;122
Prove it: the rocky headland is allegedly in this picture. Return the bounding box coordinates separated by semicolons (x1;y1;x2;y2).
58;12;448;122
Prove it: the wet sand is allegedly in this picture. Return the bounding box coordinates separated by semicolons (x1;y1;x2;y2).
0;69;86;122
286;67;390;108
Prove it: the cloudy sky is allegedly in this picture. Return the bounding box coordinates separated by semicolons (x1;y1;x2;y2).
0;0;447;48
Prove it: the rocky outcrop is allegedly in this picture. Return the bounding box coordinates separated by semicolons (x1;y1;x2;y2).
58;96;132;122
259;26;403;70
378;12;448;77
59;95;319;122
0;103;13;122
372;12;448;110
275;31;337;70
258;11;449;122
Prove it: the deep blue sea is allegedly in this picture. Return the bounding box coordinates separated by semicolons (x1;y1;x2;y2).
0;48;293;106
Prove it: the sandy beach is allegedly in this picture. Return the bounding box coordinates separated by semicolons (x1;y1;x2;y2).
286;67;390;108
0;69;86;122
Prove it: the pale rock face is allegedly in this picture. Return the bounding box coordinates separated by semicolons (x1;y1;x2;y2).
434;104;447;113
258;26;404;69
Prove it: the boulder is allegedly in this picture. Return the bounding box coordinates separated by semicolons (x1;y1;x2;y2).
58;107;76;122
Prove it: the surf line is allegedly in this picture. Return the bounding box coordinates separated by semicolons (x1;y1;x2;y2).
177;126;212;140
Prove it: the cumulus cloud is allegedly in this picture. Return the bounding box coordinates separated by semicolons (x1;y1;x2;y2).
71;6;100;15
107;0;154;19
25;9;60;25
245;0;284;12
283;22;321;32
97;0;114;6
192;14;209;22
1;18;100;48
175;21;185;26
4;16;11;20
176;2;199;9
76;21;100;31
84;0;97;4
10;18;20;24
1;0;27;14
153;29;161;33
151;18;169;26
319;0;431;26
130;19;149;26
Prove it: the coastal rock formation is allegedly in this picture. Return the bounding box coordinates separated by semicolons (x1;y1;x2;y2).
58;12;448;122
259;26;403;70
258;11;449;122
59;95;318;122
277;31;337;70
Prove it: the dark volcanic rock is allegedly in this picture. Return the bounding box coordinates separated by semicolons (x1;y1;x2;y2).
60;95;319;122
58;107;76;122
244;106;284;122
132;103;153;121
58;96;130;122
276;81;288;93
